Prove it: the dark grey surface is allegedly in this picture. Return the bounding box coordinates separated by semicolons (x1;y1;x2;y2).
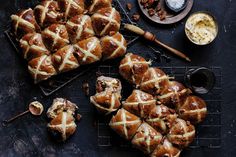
0;0;235;157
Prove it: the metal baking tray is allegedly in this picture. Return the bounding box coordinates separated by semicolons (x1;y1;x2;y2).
5;0;139;96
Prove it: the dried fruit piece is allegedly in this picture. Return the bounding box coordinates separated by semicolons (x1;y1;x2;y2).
148;8;155;16
132;13;140;22
126;3;132;11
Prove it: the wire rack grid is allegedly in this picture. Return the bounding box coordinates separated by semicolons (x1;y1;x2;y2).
96;65;222;149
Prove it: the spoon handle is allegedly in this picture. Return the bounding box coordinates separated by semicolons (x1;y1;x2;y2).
2;110;30;126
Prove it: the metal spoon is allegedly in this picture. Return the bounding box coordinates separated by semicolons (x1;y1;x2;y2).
2;101;44;126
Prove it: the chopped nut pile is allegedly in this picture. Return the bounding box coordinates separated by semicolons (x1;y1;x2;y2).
140;0;167;20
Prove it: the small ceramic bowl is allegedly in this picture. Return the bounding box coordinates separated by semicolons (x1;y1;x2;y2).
165;0;188;13
185;11;218;45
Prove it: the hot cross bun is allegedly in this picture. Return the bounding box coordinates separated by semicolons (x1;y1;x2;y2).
101;32;127;60
151;138;181;157
11;8;40;37
88;0;112;14
66;15;95;43
109;108;142;140
42;24;70;52
90;76;122;115
34;0;63;27
58;0;85;20
178;96;207;124
131;123;163;154
28;55;57;83
74;37;102;65
91;7;121;37
140;67;170;95
119;53;151;86
146;105;177;134
20;33;50;61
51;45;79;73
122;90;156;118
167;118;195;148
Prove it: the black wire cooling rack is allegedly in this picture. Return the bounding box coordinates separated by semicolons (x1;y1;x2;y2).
95;65;222;149
5;0;139;96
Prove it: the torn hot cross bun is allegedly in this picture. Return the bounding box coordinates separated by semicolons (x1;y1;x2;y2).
58;0;85;20
34;0;63;27
146;105;177;134
47;98;79;141
20;33;50;61
66;15;95;43
48;111;77;141
178;96;207;124
101;32;127;60
42;24;70;52
91;7;121;37
119;53;151;86
51;45;79;73
47;98;78;119
131;122;163;154
95;76;122;93
88;0;112;14
151;138;181;157
140;67;171;95
109;108;142;140
157;81;191;108
90;76;122;115
28;55;57;83
167;118;195;148
122;90;156;118
11;8;40;37
74;37;102;65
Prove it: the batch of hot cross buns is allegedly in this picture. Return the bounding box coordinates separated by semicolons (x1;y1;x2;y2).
90;53;208;157
11;0;127;83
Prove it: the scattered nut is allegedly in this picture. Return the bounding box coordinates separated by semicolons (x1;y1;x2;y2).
126;3;132;11
148;8;155;16
132;13;140;22
82;82;90;96
76;114;82;121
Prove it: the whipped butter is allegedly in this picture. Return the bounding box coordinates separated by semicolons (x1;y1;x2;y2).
185;12;218;45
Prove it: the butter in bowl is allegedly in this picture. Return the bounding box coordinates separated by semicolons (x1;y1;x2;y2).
185;12;218;45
